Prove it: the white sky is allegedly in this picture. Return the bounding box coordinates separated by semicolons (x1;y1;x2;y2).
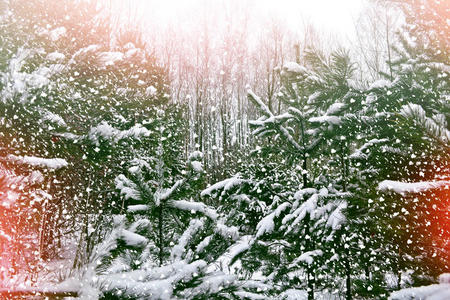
256;0;367;37
113;0;368;40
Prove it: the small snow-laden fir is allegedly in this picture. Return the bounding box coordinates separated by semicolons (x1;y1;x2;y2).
74;158;272;298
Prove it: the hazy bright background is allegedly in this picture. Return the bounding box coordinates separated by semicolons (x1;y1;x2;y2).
110;0;369;40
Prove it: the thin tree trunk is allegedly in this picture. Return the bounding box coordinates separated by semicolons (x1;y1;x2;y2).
385;9;393;81
221;105;227;168
307;265;315;300
72;214;88;270
340;142;347;192
397;247;402;289
342;143;351;300
300;119;308;188
345;256;352;300
158;204;164;267
304;215;314;300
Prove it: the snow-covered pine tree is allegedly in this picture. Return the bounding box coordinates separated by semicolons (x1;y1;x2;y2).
347;0;449;293
75;152;270;299
232;48;363;299
199;152;301;298
80;151;202;298
0;0;111;263
278;49;367;300
0;0;177;281
0;0;107;275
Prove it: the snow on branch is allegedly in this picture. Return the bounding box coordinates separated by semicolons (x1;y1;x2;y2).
234;290;270;300
189;160;203;173
368;79;392;90
349;138;389;159
247;89;303;152
289;250;323;266
119;229;148;248
255;202;290;238
195;236;213;254
169;200;218;220
88;121;151;145
215;222;240;241
400;103;450;144
326;201;347;230
41;110;67;127
188;151;204;173
97;51;124;66
97;260;207;299
308;102;346;126
115;174;141;201
378;180;450;194
127;204;149;213
308;115;341;125
214;235;253;270
6;155;68;169
247;89;272;117
282;61;307;75
171;219;204;261
248;112;293;127
182;273;237;298
201;176;248;197
282;187;336;235
326;102;346;115
283;194;318;234
154;179;186;206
